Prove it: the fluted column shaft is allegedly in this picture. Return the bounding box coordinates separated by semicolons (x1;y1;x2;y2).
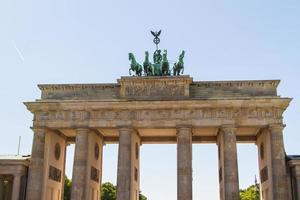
269;124;289;200
26;128;46;200
11;175;21;200
71;129;89;200
177;127;193;200
117;128;133;200
296;174;300;200
218;125;239;200
116;127;140;200
71;128;103;200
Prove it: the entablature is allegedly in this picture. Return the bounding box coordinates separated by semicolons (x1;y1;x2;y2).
25;98;291;131
37;76;281;100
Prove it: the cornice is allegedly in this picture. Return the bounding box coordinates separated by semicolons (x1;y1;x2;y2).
38;83;119;91
24;98;292;113
192;79;280;88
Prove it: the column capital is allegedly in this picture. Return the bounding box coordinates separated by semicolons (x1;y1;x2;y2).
30;127;46;133
13;173;23;178
220;124;237;133
288;160;300;167
118;126;134;132
176;125;192;132
75;127;90;132
269;124;285;132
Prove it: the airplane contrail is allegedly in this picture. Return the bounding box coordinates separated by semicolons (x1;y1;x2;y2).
12;40;25;61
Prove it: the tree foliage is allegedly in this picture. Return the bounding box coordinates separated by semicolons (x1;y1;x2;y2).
139;192;147;200
63;177;147;200
101;182;117;200
239;184;260;200
64;176;72;200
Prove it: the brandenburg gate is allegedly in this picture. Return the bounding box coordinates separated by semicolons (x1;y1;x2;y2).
24;75;293;200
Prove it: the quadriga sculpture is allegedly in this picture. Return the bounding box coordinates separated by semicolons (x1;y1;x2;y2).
161;50;170;76
143;51;153;76
129;53;142;76
153;50;162;76
173;50;185;76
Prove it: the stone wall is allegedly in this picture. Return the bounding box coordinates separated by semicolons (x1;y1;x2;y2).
37;76;280;101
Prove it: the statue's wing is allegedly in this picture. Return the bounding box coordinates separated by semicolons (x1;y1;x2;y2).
157;30;161;36
151;31;156;37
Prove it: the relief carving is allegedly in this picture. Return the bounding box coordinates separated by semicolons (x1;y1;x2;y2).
124;83;185;97
90;166;100;182
49;165;62;182
260;166;268;183
118;77;192;98
34;107;283;122
71;111;89;120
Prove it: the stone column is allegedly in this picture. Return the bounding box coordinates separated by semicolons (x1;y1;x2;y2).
11;175;21;200
71;128;89;200
71;128;103;200
217;125;239;200
295;169;300;200
288;162;300;200
177;127;192;200
26;128;46;200
116;127;140;200
61;144;67;200
269;124;289;200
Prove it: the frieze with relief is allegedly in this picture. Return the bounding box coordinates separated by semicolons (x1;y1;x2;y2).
118;76;192;98
34;107;283;122
124;83;185;97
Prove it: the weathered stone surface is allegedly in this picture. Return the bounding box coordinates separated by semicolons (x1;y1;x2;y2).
288;159;300;200
218;125;239;200
26;128;46;200
177;127;192;200
116;128;140;200
71;129;89;200
39;83;119;100
11;175;21;200
118;76;192;99
0;156;29;200
71;129;102;200
256;124;290;200
190;80;279;98
269;124;289;200
27;99;289;134
22;76;295;200
37;77;279;100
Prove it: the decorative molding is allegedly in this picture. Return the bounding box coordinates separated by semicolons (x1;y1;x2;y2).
118;76;192;98
269;123;285;133
192;80;280;89
33;78;283;101
90;166;100;183
124;83;185;97
221;124;237;134
49;165;62;182
33;107;284;122
38;83;119;91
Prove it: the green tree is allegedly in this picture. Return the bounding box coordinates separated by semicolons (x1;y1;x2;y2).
64;179;147;200
239;184;260;200
101;182;148;200
64;176;72;200
101;182;117;200
139;192;147;200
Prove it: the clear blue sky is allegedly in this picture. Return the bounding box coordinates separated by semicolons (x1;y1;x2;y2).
1;1;300;199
